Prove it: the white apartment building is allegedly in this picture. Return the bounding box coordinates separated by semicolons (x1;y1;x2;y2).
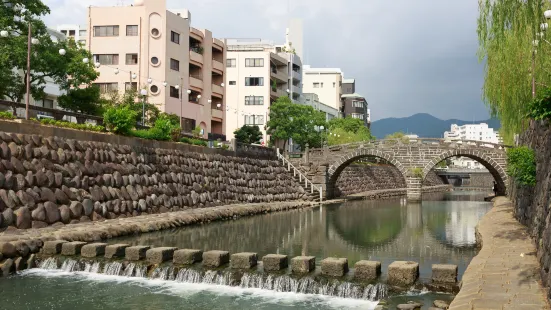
224;29;303;142
302;66;343;112
56;24;87;46
300;93;338;121
444;123;502;169
86;0;226;138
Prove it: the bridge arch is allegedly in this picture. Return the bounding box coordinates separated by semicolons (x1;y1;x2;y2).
421;149;508;195
327;148;408;198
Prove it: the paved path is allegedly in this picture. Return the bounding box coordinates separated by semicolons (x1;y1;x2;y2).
449;197;550;310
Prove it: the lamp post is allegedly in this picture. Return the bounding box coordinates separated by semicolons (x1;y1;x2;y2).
140;89;147;126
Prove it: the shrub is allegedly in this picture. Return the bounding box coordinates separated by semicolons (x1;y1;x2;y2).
506;146;536;186
103;105;137;135
0;111;16;120
130;128;168;141
411;167;423;178
39;118;105;132
180;137;207;147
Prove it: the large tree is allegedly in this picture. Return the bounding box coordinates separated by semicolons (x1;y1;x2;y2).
0;1;98;106
267;96;327;150
478;0;548;143
327;116;374;145
234;125;262;144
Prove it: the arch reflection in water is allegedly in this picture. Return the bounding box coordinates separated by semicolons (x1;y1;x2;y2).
113;192;492;281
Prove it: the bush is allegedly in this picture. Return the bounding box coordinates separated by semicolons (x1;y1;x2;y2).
103;105;137;135
506;146;536;186
180;137;208;147
129;128;168;141
411;167;423;178
0;111;16;120
39;118;105;132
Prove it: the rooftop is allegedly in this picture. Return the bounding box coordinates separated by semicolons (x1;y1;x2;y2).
342;78;355;84
303;65;342;74
341;93;365;99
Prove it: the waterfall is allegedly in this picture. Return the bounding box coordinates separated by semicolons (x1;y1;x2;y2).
33;258;387;301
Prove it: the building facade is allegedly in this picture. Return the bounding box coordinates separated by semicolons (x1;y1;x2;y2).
341;79;370;128
87;0;226;138
56;24;87;46
300;93;338;121
302;66;343;112
224;35;303;143
444;123;502;169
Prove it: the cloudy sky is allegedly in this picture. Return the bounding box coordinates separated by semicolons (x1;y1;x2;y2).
41;0;488;121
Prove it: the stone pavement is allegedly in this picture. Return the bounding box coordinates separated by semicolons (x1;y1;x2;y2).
449;197;550;310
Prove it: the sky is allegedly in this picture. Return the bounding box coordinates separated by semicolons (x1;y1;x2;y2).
41;0;489;121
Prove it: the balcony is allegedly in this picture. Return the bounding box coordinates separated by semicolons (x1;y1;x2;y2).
270;87;287;98
291;69;301;81
190;27;204;41
212;83;223;97
270;67;288;83
190;48;203;65
212;59;224;73
211;108;223;119
190;74;203;90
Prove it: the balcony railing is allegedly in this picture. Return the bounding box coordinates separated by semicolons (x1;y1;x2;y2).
190;46;204;55
190;73;203;81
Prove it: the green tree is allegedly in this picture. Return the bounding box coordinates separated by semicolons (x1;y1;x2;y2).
267;96;326;150
103;105;137;135
478;0;548;143
0;2;98;105
327;117;373;145
234;125;263;144
57;85;103;117
385;131;410;143
103;88;161;126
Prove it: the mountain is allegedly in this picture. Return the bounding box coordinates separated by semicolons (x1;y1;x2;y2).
370;113;501;139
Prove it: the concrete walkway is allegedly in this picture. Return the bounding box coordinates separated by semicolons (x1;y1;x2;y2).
449;197;549;310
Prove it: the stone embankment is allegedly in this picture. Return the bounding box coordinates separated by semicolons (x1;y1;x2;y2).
448;197;549;310
0;121;311;230
335;164;446;197
511;119;551;301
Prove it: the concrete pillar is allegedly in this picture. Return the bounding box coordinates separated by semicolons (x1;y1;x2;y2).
304;143;309;164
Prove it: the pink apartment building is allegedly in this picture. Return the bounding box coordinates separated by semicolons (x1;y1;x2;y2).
87;0;226;139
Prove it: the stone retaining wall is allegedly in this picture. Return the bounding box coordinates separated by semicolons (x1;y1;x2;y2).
334;164;445;197
511;119;551;301
0;121;309;230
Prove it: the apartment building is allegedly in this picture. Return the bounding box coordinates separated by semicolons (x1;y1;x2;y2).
56;24;87;46
341;78;370;128
300;93;338;121
224;35;303;143
444;123;501;169
302;66;343;112
87;0;226;138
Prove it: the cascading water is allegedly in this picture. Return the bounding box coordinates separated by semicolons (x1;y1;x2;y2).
34;257;387;301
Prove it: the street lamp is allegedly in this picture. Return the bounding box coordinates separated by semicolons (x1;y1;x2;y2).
58;49;66;56
186;89;191;94
0;30;8;38
114;68;119;75
140;89;148;126
82;57;89;64
545;10;551;19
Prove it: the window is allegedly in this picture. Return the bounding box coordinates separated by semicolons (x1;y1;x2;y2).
125;82;137;92
94;54;119;65
150;85;159;93
245;96;264;105
126;53;138;65
244;115;264;125
229;81;236;85
61;30;67;35
151;28;160;36
93;25;119;37
68;30;75;37
226;59;236;67
245;58;264;67
321;82;324;88
182;118;196;133
171;31;180;44
126;25;138;36
169;86;179;98
245;77;264;86
333;82;336;88
313;82;320;88
351;113;364;120
151;57;159;65
95;83;118;94
170;58;180;71
42;99;54;109
352;101;364;108
79;30;86;36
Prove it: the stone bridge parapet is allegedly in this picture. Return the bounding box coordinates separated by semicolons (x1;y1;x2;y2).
288;138;509;201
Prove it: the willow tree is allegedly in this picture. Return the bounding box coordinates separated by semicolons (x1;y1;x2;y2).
477;0;550;143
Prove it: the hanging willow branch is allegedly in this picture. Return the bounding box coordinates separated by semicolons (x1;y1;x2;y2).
477;0;549;143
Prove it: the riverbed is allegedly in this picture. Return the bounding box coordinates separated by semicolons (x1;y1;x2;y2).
0;191;490;309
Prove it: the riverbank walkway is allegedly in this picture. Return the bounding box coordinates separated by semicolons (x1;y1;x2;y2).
449;197;550;310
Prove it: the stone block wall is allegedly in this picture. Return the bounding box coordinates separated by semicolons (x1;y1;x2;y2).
511;119;551;300
0;123;308;230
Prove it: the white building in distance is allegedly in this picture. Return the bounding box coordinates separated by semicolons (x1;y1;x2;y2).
444;123;501;169
302;65;343;112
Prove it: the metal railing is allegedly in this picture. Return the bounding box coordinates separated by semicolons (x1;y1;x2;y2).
276;148;323;203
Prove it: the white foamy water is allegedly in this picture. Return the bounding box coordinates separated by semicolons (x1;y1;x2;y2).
20;268;379;310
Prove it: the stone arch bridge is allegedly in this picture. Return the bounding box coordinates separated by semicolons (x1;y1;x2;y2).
288;138;509;201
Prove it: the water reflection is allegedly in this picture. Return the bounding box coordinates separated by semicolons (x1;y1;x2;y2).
114;191;491;281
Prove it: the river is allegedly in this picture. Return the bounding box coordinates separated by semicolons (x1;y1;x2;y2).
0;191;491;309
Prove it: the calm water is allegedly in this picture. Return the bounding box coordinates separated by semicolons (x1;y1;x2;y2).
0;191;490;310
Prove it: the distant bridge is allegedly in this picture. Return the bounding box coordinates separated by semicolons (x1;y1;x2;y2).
288;138;509;201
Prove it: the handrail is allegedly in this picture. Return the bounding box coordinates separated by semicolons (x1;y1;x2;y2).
276;148;323;203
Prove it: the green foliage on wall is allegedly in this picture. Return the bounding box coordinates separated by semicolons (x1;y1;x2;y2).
527;88;551;121
506;146;536;186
